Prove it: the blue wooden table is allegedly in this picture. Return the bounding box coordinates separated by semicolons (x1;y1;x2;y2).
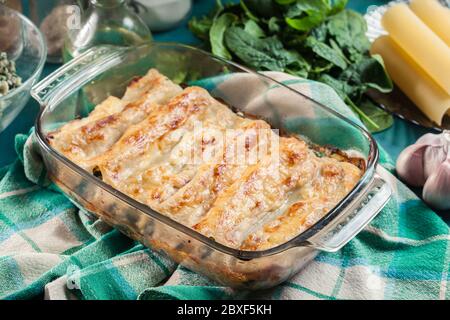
0;0;434;168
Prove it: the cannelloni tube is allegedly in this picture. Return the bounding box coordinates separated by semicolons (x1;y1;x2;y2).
410;0;450;47
382;3;450;95
371;35;450;125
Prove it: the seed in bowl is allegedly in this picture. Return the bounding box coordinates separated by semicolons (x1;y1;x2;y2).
0;52;22;97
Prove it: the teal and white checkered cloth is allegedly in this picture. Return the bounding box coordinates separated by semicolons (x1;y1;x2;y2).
1;73;449;300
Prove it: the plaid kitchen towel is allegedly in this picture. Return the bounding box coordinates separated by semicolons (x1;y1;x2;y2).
0;72;449;300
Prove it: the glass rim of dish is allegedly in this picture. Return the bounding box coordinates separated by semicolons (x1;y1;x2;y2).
0;5;47;102
33;42;380;259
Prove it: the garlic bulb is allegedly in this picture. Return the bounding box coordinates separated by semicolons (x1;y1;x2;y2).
396;131;450;210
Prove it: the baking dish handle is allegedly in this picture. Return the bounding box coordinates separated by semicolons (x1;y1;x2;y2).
31;45;127;108
306;174;392;252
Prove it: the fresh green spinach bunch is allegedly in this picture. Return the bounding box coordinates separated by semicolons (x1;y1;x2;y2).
189;0;394;132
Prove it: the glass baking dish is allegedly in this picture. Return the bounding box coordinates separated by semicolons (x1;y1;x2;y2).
31;43;392;290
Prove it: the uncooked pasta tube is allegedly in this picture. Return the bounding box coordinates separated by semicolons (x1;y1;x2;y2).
371;35;450;125
382;3;450;95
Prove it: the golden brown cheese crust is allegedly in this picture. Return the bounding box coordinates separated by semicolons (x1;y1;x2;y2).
157;120;273;226
48;69;182;170
97;86;239;189
240;159;362;250
193;137;319;248
48;68;363;251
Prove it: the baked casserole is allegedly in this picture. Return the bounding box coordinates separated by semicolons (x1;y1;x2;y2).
47;68;363;251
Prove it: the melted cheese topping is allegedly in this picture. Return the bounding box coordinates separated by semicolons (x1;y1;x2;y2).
48;68;363;250
193;137;319;247
241;159;361;250
48;69;182;170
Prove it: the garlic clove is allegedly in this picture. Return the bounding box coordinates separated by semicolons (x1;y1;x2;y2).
396;143;428;187
422;160;450;210
423;145;447;180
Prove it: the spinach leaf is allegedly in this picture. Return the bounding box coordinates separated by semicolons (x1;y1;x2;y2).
279;0;346;16
317;74;391;131
305;36;347;69
310;22;328;42
210;13;238;59
317;74;353;100
268;17;282;33
329;0;348;14
357;98;394;133
329;38;351;64
244;19;266;38
327;10;370;54
285;53;311;78
188;0;225;41
285;0;331;18
360;54;393;93
284;0;331;32
188;16;213;41
225;27;298;71
286;13;324;32
338;55;393;99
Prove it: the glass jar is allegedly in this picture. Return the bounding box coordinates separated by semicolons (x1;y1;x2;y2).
63;0;152;62
28;0;85;63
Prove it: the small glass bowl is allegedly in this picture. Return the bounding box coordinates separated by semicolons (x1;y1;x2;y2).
0;5;47;133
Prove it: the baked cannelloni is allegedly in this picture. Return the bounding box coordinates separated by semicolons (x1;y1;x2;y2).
49;69;363;250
